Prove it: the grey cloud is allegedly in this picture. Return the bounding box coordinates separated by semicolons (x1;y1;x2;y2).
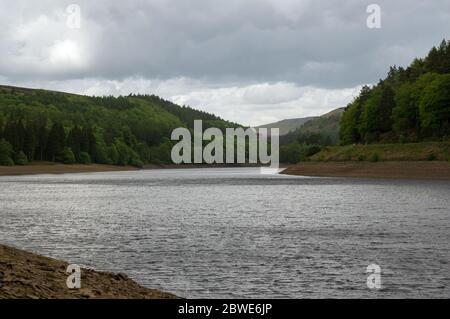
1;0;450;88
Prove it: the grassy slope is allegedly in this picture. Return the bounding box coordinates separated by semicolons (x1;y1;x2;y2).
256;117;317;136
298;108;344;136
310;142;450;162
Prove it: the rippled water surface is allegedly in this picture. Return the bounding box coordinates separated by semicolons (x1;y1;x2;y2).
1;168;449;298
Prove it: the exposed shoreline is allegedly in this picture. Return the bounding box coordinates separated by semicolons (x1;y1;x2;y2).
3;161;450;180
0;244;178;299
0;162;138;176
0;162;289;177
281;161;450;180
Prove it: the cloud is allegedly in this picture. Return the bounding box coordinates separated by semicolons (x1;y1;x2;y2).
3;76;361;126
0;0;449;124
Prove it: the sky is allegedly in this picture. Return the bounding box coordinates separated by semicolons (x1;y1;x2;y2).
1;0;449;126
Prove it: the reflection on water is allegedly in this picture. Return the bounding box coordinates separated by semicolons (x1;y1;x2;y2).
1;168;449;298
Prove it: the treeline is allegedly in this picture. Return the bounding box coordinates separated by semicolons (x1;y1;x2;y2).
0;121;96;165
0;87;238;166
340;39;450;145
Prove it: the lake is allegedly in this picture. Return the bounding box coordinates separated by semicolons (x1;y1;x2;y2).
0;167;449;298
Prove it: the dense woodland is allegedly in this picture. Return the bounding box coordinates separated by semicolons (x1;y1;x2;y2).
0;87;238;166
340;39;450;145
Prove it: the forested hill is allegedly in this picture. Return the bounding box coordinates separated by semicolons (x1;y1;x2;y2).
0;85;239;167
340;39;450;145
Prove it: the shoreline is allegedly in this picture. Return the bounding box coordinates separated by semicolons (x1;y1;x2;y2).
3;161;450;180
281;161;450;180
0;162;290;177
0;162;138;176
0;244;178;299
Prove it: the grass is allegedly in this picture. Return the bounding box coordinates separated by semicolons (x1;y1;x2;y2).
310;142;450;162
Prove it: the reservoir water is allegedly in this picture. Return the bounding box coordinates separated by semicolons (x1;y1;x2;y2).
0;168;449;298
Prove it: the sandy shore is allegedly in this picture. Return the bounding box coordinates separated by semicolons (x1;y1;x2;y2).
281;161;450;180
0;244;177;299
0;163;138;176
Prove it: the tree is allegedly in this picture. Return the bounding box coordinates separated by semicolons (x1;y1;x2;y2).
359;87;383;143
23;123;37;162
46;123;66;161
340;102;362;144
392;82;419;140
419;74;450;137
95;138;112;164
392;73;440;141
67;125;82;161
378;85;395;133
4;120;26;152
14;151;28;166
0;139;14;166
62;147;76;164
30;118;49;161
280;143;302;163
339;86;371;144
108;144;119;164
79;152;91;164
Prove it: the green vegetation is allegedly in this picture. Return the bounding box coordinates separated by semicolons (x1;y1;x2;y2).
0;139;14;166
309;142;450;162
340;39;450;145
256;117;316;136
293;108;344;143
279;108;344;163
0;86;238;166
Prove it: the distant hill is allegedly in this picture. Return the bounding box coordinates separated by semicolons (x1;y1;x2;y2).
255;117;317;136
295;107;345;142
275;107;344;145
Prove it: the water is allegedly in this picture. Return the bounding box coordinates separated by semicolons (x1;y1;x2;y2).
1;167;449;298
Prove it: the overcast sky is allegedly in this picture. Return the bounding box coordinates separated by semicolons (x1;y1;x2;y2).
1;0;449;126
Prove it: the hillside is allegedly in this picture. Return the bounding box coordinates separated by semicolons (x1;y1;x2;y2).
299;108;344;138
256;117;316;136
0;85;239;167
281;107;344;145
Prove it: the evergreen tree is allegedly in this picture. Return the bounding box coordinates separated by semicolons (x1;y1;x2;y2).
23;123;37;162
46;123;65;161
0;139;14;166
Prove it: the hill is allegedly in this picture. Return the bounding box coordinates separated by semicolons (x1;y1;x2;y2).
0;85;239;167
282;107;345;145
255;117;316;136
278;107;344;163
299;108;344;137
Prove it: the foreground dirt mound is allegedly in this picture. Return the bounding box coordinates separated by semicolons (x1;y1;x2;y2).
0;244;177;299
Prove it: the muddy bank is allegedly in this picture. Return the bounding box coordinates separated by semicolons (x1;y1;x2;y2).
0;244;177;299
281;161;450;180
0;163;138;176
